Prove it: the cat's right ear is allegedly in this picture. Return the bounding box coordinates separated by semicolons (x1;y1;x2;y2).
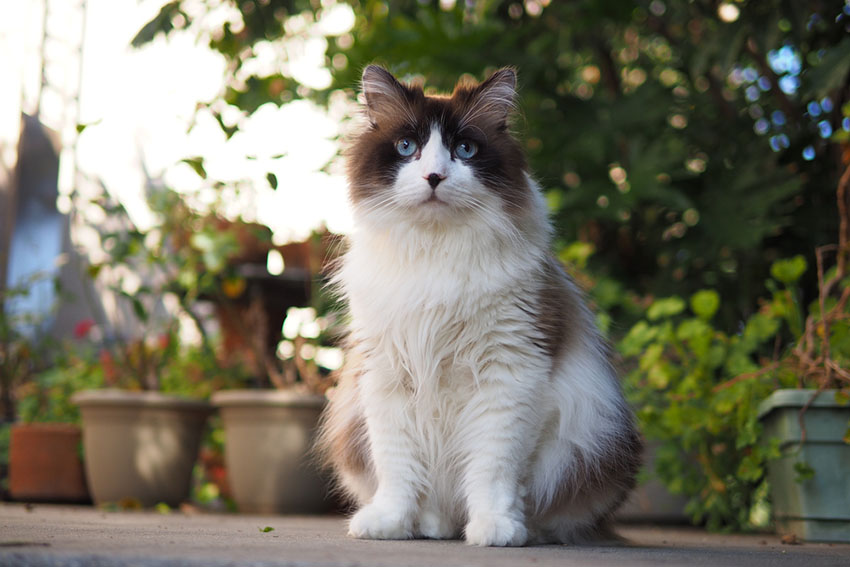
361;65;409;127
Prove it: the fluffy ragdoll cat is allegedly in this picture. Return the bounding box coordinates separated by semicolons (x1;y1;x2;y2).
317;65;642;547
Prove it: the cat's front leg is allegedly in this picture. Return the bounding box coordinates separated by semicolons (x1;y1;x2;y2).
461;363;543;547
348;367;422;540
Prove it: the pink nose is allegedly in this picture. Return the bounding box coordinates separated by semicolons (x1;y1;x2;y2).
426;173;446;188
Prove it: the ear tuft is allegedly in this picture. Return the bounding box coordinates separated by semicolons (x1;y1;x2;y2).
482;68;517;97
458;67;518;130
362;65;403;100
361;65;410;126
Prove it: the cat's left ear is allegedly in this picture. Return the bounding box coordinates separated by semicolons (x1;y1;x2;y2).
465;67;518;129
361;65;411;127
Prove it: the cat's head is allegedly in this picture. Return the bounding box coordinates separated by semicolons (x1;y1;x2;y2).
346;66;533;228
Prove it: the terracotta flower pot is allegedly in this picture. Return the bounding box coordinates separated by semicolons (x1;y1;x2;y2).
72;389;213;507
9;423;90;503
212;389;334;514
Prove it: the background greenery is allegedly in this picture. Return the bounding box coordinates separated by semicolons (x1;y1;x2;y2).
127;0;850;529
138;0;849;328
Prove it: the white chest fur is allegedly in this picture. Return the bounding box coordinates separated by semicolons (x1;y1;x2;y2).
340;216;547;390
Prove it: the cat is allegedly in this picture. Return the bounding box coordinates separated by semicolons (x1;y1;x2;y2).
316;65;642;547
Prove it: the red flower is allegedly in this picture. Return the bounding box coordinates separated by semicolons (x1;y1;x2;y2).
73;319;96;339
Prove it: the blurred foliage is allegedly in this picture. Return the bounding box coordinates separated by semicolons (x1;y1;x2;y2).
621;163;850;529
84;187;276;390
89;187;257;335
137;0;850;332
621;270;794;530
86;185;338;393
16;352;104;423
0;272;62;422
14;326;254;425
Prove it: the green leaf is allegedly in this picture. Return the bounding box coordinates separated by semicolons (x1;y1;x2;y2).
558;241;595;269
87;264;103;279
690;290;720;321
619;320;658;356
648;361;674;389
203;250;227;274
591;278;623;310
131;1;184;47
793;461;815;483
736;454;763;482
181;157;207;179
647;296;686;321
770;256;807;285
742;312;780;347
676;319;713;357
131;296;148;322
266;172;278;190
190;232;214;252
75;120;100;133
639;343;664;371
259;526;274;533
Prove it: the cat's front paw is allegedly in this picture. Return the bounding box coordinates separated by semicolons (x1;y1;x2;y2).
348;502;414;540
464;513;528;547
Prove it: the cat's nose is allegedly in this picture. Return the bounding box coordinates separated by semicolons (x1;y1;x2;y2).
426;173;446;188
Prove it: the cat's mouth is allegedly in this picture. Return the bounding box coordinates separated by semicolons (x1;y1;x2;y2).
423;192;447;205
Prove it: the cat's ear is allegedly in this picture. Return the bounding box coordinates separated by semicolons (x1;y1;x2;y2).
361;65;410;126
461;67;518;130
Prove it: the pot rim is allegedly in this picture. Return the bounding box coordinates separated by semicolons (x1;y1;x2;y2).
211;389;326;409
757;388;848;420
71;389;213;412
11;422;82;433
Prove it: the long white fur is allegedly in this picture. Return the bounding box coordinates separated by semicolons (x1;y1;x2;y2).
333;117;631;546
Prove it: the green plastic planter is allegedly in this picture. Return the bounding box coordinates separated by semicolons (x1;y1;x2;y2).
758;389;850;542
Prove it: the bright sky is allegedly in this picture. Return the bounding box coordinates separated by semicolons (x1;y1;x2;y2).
3;0;354;244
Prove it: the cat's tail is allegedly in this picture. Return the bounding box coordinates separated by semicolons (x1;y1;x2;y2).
312;350;376;506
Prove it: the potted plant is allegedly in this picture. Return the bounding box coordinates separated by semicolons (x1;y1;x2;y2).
151;188;336;513
69;189;256;508
212;303;340;515
757;390;849;542
1;272;87;503
620;165;850;539
755;164;850;542
9;349;98;504
76;188;335;511
171;212;342;514
70;326;216;508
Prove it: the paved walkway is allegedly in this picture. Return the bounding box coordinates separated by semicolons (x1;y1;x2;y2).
1;503;848;567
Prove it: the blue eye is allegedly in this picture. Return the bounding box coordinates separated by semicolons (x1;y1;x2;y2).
455;140;478;159
396;138;418;157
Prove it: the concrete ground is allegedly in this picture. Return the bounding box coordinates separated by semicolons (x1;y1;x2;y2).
1;503;848;567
